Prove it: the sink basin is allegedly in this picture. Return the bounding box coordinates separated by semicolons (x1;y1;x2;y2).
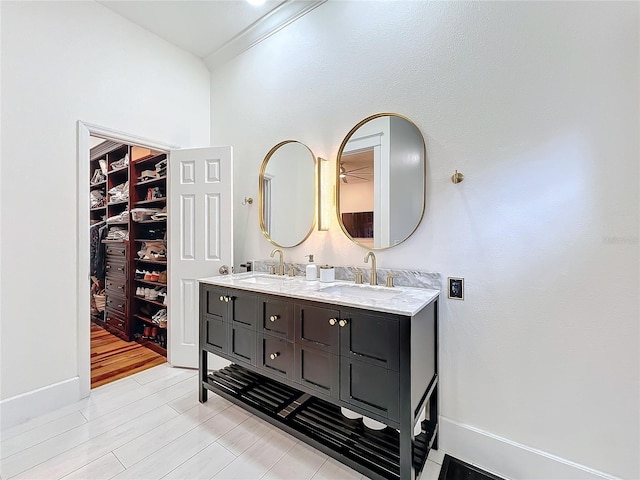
236;274;293;285
318;284;401;301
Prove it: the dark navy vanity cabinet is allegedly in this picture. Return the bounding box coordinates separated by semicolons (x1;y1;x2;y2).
199;283;438;480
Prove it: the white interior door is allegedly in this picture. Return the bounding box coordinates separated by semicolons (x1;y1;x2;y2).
168;146;233;368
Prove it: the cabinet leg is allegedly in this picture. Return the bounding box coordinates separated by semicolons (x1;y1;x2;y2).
199;349;208;403
430;383;439;450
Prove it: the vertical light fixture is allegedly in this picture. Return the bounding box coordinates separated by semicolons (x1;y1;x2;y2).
318;157;332;231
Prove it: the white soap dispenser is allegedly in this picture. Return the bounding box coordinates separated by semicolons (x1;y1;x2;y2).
305;255;317;281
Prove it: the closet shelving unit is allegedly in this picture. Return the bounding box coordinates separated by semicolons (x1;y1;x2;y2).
130;151;168;355
89;150;108;325
89;142;169;357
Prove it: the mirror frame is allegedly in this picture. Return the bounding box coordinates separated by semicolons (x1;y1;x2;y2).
259;140;318;248
335;113;426;250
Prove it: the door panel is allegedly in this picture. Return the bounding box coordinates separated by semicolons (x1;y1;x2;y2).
295;304;340;354
294;344;339;398
203;314;227;355
229;325;256;365
340;311;399;371
230;292;258;328
169;146;233;368
340;358;399;421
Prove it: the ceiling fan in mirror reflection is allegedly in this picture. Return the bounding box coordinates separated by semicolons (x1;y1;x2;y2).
339;151;373;183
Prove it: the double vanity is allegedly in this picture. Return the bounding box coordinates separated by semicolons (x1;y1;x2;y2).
198;271;439;480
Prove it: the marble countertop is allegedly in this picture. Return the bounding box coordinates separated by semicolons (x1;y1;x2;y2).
198;272;439;316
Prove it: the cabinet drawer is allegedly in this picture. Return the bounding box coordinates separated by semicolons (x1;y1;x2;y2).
340;358;399;422
261;299;293;339
294;344;339;398
105;275;127;296
258;334;294;380
202;314;227;354
105;260;127;276
105;293;127;315
340;311;399;371
295;304;340;354
105;308;126;333
230;291;258;328
229;324;256;366
105;244;127;258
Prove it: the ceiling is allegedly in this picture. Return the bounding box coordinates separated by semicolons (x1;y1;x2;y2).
97;0;326;70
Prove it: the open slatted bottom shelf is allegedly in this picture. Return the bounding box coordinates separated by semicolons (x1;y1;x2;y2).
204;364;437;480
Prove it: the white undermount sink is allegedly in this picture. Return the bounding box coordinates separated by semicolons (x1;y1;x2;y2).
318;284;401;300
236;274;294;285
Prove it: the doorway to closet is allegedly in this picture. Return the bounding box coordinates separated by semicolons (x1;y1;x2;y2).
89;134;168;388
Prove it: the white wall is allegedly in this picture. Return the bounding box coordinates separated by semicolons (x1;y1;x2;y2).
211;2;639;479
0;0;209;411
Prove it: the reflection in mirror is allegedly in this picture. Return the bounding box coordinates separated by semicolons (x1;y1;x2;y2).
336;114;425;249
259;140;317;248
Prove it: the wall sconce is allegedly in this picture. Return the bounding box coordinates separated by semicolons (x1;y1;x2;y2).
318;157;331;231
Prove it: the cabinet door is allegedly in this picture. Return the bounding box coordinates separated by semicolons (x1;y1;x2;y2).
258;334;294;380
340;358;399;422
202;314;227;355
230;291;258;328
340;311;400;371
203;286;228;317
295;304;340;354
261;299;293;339
295;344;339;398
229;324;256;365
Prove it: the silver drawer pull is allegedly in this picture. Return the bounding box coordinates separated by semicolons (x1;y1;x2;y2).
269;352;280;360
328;318;337;326
219;295;225;302
339;319;348;327
269;315;279;322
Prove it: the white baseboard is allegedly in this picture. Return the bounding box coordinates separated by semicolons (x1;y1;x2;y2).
0;377;81;430
438;417;619;480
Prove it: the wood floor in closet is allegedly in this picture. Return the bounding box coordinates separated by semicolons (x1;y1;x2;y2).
91;323;166;388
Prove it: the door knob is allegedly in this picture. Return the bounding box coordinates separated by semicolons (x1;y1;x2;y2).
339;319;348;327
328;318;337;326
269;315;279;322
219;265;230;275
270;352;280;360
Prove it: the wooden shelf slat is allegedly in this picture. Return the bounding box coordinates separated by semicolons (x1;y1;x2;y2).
136;258;167;265
134;296;167;308
136;176;167;187
135;198;167;206
135;279;167;287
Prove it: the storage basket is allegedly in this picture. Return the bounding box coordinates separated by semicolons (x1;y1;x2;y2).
93;290;106;313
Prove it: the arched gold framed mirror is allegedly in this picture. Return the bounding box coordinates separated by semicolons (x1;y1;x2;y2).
335;113;426;249
259;140;317;247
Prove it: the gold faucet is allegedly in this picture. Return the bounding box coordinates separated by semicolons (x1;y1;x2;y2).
270;248;285;275
364;251;377;286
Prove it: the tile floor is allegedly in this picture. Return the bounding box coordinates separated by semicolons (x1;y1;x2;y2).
0;364;445;479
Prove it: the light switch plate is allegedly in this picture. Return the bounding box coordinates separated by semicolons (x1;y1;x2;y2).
448;277;464;300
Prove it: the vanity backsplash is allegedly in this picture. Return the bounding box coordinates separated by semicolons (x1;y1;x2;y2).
250;260;441;290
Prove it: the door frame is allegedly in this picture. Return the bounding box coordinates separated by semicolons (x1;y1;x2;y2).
76;121;178;398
